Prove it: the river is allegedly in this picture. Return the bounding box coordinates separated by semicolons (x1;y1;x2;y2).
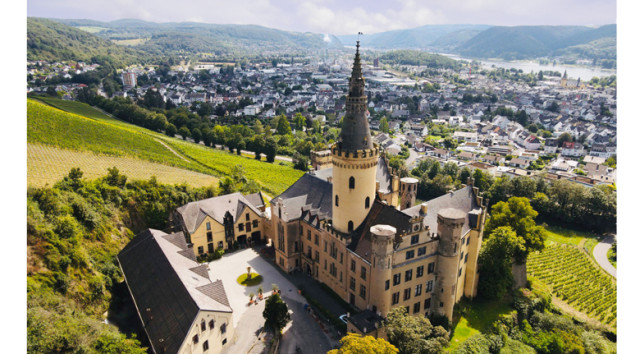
442;54;616;81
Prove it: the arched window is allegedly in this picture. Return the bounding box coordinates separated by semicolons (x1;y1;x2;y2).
365;197;370;209
348;221;354;232
335;195;339;207
349;176;355;189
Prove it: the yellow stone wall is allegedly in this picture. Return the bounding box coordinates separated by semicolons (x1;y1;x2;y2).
177;310;234;354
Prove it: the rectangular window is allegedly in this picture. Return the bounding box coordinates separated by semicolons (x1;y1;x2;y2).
206;222;211;231
307;230;311;240
246;213;250;221
239;223;244;231
209;320;215;329
201;320;206;331
324;241;327;253
467;236;471;245
246;222;251;232
418;246;426;256
203;340;209;351
360;285;366;299
218;241;224;249
253;220;259;228
208;243;214;253
465;254;469;263
351;260;356;272
415;284;422;297
324;260;327;270
411;235;419;244
340;252;343;264
460;251;464;260
294;242;298;252
404;288;411;300
340;272;343;282
220;323;227;334
207;231;213;242
405;269;413;282
385;280;390;290
315;251;319;261
426;280;433;292
413;301;421;314
458;268;462;277
198;246;204;255
424;298;431;310
360;266;367;280
392;292;400;305
427;262;435;274
222;338;227;345
393;273;401;286
330;263;337;277
315;234;319;245
405;250;415;260
416;265;424;278
350;277;356;291
193;334;199;344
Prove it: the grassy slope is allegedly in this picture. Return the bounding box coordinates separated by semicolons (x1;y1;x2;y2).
448;299;512;351
27;98;303;195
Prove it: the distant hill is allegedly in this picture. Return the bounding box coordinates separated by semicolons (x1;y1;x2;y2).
338;24;615;63
51;18;343;57
337;25;490;49
456;25;616;61
27;18;148;65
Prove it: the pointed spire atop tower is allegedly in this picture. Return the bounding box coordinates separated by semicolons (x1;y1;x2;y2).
338;39;373;152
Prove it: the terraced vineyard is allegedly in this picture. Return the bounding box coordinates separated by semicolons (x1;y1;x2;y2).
528;244;616;328
28;144;218;188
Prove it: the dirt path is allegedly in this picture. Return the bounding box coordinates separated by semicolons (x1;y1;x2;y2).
154;138;191;163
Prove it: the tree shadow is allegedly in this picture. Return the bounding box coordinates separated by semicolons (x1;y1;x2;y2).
108;281;150;350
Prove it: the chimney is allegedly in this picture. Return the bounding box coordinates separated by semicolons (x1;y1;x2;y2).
420;203;428;215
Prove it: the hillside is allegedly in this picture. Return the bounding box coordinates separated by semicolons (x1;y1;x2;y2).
338;24;490;49
48;18;343;58
27;18;148;65
27;98;303;195
338;24;615;63
456;25;616;61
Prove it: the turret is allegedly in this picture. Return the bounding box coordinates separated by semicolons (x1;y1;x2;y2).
399;177;418;210
369;225;395;316
332;42;378;234
434;208;466;320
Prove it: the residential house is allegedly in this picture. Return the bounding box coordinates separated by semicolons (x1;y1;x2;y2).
561;142;585;157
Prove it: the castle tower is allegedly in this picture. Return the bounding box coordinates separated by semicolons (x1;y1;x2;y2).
331;41;379;234
433;208;466;320
399;177;418;210
369;225;396;316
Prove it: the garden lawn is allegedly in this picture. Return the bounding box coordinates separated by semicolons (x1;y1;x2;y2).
544;225;598;246
447;299;512;352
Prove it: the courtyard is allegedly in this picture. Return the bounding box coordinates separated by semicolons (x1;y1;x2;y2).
207;248;336;353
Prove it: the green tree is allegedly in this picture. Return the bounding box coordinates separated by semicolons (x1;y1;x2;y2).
485;197;546;263
294;113;306;131
386;307;449;353
477;226;526;299
262;293;290;335
328;333;398;354
558;132;573;144
264;137;278;163
191;128;202;144
380;117;389;133
178;126;191;141
165;123;177;137
276;115;292;135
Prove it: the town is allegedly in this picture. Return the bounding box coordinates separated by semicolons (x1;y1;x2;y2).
27;50;617;188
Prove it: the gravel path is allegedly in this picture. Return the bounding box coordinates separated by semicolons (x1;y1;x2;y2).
593;236;616;278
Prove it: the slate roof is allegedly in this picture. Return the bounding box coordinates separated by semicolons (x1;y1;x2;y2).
118;229;232;354
175;192;263;234
403;185;481;236
271;173;333;222
348;200;412;263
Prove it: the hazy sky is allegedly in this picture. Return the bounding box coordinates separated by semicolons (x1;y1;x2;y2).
28;0;616;35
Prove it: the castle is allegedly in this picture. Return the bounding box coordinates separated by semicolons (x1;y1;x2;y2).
268;42;488;324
